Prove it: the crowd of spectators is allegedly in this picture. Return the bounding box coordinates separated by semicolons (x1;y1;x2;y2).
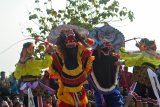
3;65;158;107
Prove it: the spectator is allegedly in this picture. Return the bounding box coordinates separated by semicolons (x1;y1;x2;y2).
2;96;13;107
0;71;10;96
1;100;9;107
13;101;24;107
9;72;19;95
44;94;53;107
11;95;20;106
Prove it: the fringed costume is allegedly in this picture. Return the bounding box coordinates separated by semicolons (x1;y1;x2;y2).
48;29;94;107
88;25;125;107
88;42;123;107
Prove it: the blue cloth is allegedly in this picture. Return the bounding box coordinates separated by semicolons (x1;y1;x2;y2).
95;87;124;107
9;77;19;95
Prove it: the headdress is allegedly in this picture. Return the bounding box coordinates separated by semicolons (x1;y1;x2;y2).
136;38;156;51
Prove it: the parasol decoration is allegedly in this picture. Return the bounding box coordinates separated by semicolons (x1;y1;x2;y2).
88;25;125;52
47;24;89;44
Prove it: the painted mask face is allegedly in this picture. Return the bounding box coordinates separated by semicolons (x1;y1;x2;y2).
101;40;113;56
65;29;77;48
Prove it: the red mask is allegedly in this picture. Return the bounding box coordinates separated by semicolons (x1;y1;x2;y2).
65;29;77;48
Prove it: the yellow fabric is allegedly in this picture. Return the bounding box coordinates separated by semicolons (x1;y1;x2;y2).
14;54;52;80
62;64;83;76
61;43;85;76
49;47;94;92
84;56;95;74
49;43;94;106
63;80;88;92
57;80;88;106
120;48;160;68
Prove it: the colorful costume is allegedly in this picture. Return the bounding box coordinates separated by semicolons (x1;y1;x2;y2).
88;25;124;107
14;42;53;107
120;38;160;106
48;29;94;107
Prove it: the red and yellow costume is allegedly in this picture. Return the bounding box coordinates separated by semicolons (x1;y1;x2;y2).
49;42;94;107
48;29;94;107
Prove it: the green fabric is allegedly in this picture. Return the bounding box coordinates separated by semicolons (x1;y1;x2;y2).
14;54;52;80
120;48;160;68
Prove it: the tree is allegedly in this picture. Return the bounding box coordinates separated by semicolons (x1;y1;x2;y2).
26;0;134;38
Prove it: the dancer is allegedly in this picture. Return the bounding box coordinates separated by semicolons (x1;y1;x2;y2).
88;25;125;107
14;42;53;107
48;29;95;107
120;38;160;107
88;40;123;107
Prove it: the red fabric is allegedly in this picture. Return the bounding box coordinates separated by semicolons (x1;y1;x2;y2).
51;53;62;75
81;50;92;66
37;96;43;107
61;71;87;86
119;70;132;89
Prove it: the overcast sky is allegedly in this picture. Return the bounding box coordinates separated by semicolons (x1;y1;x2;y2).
0;0;160;76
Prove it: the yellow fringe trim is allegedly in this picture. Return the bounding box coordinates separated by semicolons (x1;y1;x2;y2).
61;44;85;76
84;56;95;74
62;64;83;76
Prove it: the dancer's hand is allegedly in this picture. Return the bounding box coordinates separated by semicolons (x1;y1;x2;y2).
45;44;57;54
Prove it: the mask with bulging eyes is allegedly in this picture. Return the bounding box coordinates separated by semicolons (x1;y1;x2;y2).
101;41;113;56
65;29;77;48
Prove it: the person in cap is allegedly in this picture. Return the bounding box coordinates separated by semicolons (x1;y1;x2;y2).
0;71;10;96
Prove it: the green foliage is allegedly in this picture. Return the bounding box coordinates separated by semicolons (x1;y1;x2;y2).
27;0;134;38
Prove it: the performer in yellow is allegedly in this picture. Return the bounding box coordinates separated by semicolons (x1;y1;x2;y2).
48;29;94;107
14;42;53;107
120;38;160;107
